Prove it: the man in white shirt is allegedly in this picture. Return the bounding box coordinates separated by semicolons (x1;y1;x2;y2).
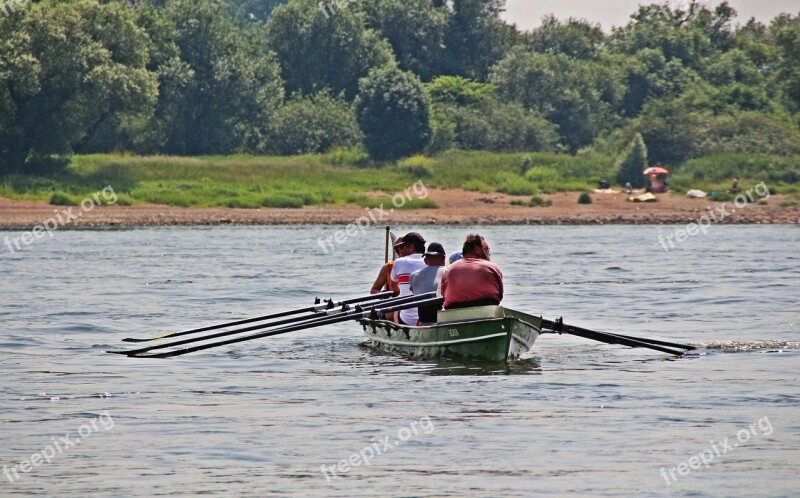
390;232;427;325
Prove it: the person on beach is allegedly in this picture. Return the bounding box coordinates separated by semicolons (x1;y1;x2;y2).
390;232;428;325
441;234;503;309
409;242;447;324
731;177;740;194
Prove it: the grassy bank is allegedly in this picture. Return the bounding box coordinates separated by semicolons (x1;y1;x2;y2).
1;150;797;208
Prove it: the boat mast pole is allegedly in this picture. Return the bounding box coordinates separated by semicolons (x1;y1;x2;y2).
384;226;390;264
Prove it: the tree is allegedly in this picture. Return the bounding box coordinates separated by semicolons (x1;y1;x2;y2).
266;0;394;99
268;92;363;155
153;0;284;155
361;0;447;81
527;15;605;59
355;67;431;160
616;133;648;187
769;13;800;112
492;47;620;152
0;1;158;173
426;76;496;106
441;0;516;80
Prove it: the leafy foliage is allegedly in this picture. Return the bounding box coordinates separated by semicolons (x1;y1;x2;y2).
0;0;799;182
268;93;362;155
616;133;648;187
355;67;432;160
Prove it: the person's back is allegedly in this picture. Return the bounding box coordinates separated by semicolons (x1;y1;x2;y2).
410;266;445;323
441;234;503;310
409;242;447;323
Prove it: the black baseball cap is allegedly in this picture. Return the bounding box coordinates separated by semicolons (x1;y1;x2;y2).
423;242;445;257
395;232;425;247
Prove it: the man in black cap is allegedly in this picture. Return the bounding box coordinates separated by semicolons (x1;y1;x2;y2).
390;232;427;325
409;242;447;324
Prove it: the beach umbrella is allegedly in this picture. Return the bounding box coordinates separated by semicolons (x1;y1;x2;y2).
643;166;669;175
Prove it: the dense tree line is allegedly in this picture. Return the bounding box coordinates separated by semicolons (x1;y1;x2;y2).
1;0;799;173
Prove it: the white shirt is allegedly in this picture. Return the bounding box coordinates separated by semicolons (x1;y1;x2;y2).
391;253;426;325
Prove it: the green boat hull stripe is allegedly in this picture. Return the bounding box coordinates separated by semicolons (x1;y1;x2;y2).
365;332;508;348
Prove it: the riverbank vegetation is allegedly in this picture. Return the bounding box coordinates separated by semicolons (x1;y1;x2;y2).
1;151;797;208
1;0;798;204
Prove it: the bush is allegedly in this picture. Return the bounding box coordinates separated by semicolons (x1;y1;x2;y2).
355;67;432;161
708;192;734;202
439;100;558;153
397;156;434;178
578;192;592;204
268;92;363;155
261;194;305;208
529;195;552;207
463;179;493;192
616;133;648;188
494;172;537;196
49;192;78;206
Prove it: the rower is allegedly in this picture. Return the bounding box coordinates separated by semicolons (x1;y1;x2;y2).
390;232;427;325
441;234;503;310
409;242;447;325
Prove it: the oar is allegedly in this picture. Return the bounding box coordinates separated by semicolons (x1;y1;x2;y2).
117;294;440;359
121;291;394;343
110;293;433;356
540;318;691;356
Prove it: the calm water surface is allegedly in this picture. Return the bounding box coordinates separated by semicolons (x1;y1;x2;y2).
1;225;798;497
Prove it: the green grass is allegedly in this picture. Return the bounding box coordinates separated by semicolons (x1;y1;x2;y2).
511;195;552;207
3;149;795;209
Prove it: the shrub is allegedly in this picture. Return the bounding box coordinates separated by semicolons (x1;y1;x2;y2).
494;172;537;196
398;156;435;178
708;192;734;202
578;192;592;204
50;192;77;206
223;198;262;209
463;179;493;193
268;92;363;155
261;194;304;208
529;195;552;207
355;67;431;161
616;133;648;188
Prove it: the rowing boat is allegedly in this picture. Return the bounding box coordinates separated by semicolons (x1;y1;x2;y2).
358;305;541;362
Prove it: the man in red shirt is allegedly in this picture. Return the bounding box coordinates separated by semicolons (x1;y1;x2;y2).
441;234;503;309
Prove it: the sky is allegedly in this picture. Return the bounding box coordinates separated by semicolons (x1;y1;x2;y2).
502;0;800;32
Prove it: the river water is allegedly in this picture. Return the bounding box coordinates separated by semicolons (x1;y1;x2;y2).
1;224;798;497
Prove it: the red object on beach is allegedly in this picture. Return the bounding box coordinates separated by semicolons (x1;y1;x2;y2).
643;166;669;175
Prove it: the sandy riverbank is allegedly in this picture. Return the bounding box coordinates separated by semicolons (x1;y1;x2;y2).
1;189;798;228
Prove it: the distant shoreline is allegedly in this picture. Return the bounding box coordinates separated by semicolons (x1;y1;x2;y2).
2;189;798;229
